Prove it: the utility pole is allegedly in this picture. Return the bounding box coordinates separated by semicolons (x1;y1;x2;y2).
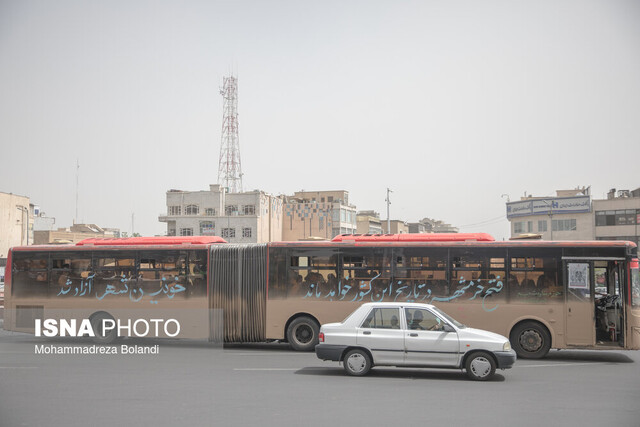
75;159;79;225
385;188;393;233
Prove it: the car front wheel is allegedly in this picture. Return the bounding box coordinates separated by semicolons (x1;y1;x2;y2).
465;351;496;381
343;349;372;376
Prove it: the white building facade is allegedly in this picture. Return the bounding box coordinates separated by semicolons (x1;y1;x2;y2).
159;185;283;244
506;187;640;245
0;191;33;260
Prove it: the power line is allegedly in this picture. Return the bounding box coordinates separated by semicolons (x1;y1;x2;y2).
459;215;507;228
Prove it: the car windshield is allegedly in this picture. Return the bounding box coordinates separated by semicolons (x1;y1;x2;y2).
431;306;466;329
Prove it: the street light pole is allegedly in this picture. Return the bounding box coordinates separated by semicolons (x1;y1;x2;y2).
16;205;29;245
385;188;392;233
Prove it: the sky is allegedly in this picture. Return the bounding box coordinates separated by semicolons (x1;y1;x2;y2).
0;0;639;241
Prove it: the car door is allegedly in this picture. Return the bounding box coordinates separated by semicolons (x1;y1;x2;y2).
403;307;460;367
356;307;405;365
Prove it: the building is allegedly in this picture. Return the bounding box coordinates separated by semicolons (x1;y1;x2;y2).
158;184;283;243
381;219;408;234
593;188;640;246
282;190;356;241
0;191;34;259
506;186;640;245
506;187;593;240
33;224;120;245
356;210;383;234
408;218;459;234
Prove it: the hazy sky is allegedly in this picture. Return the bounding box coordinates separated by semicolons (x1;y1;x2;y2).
1;0;639;240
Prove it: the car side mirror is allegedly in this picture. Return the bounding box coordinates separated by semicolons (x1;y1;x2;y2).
442;324;455;333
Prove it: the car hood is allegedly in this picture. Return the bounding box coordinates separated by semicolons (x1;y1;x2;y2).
458;327;508;343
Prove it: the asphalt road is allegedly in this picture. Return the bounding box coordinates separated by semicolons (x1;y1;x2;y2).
0;326;639;427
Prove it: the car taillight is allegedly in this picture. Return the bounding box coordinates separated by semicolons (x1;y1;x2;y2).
318;332;324;343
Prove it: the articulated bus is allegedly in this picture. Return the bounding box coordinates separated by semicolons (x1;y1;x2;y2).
3;234;639;358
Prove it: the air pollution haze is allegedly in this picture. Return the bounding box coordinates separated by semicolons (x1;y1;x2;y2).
1;0;639;241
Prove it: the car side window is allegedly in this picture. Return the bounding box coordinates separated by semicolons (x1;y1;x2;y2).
405;308;443;331
361;308;401;329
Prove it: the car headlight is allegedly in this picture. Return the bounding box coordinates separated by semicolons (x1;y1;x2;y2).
503;341;512;351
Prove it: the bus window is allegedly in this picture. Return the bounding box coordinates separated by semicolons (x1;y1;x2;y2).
267;248;288;299
631;265;640;308
288;248;339;299
12;251;49;298
138;251;191;300
449;248;507;303
50;253;92;299
340;248;391;302
394;248;448;302
93;252;137;301
187;250;207;297
509;256;561;303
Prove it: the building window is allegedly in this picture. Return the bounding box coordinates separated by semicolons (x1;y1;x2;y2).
514;222;524;234
595;210;637;226
200;221;214;234
242;227;252;238
185;205;199;215
527;221;533;233
328;196;333;202
205;208;215;216
221;228;235;238
552;219;577;231
538;220;547;232
168;228;176;236
225;205;238;216
242;205;255;215
319;217;324;230
179;228;193;236
168;206;181;216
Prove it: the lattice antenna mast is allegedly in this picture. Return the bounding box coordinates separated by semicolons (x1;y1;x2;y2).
218;75;243;193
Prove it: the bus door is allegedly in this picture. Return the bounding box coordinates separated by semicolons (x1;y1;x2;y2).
593;260;625;347
563;260;595;346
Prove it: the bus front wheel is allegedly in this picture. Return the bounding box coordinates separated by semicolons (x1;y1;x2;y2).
510;321;551;359
286;316;319;352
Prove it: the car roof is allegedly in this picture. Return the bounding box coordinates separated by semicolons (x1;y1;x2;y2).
360;302;436;309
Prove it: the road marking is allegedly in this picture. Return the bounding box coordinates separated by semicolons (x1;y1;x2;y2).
229;353;309;356
519;362;604;368
0;367;38;369
233;368;298;371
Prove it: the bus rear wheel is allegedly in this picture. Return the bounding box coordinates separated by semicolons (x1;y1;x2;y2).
286;316;319;352
90;312;118;344
511;321;551;359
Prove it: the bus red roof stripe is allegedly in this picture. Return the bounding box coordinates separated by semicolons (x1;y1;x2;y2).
331;233;495;243
75;236;227;246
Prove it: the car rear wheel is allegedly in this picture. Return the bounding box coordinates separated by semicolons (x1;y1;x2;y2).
465;351;496;381
343;349;372;376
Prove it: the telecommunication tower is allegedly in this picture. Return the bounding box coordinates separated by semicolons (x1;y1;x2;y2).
217;75;243;193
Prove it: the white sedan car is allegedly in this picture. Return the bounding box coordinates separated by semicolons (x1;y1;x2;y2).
315;302;516;381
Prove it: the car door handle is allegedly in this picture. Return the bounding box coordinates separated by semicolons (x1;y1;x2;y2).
363;331;371;335
409;333;418;337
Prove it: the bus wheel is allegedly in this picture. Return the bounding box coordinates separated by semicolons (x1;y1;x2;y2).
511;321;551;359
287;316;319;352
90;312;118;344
